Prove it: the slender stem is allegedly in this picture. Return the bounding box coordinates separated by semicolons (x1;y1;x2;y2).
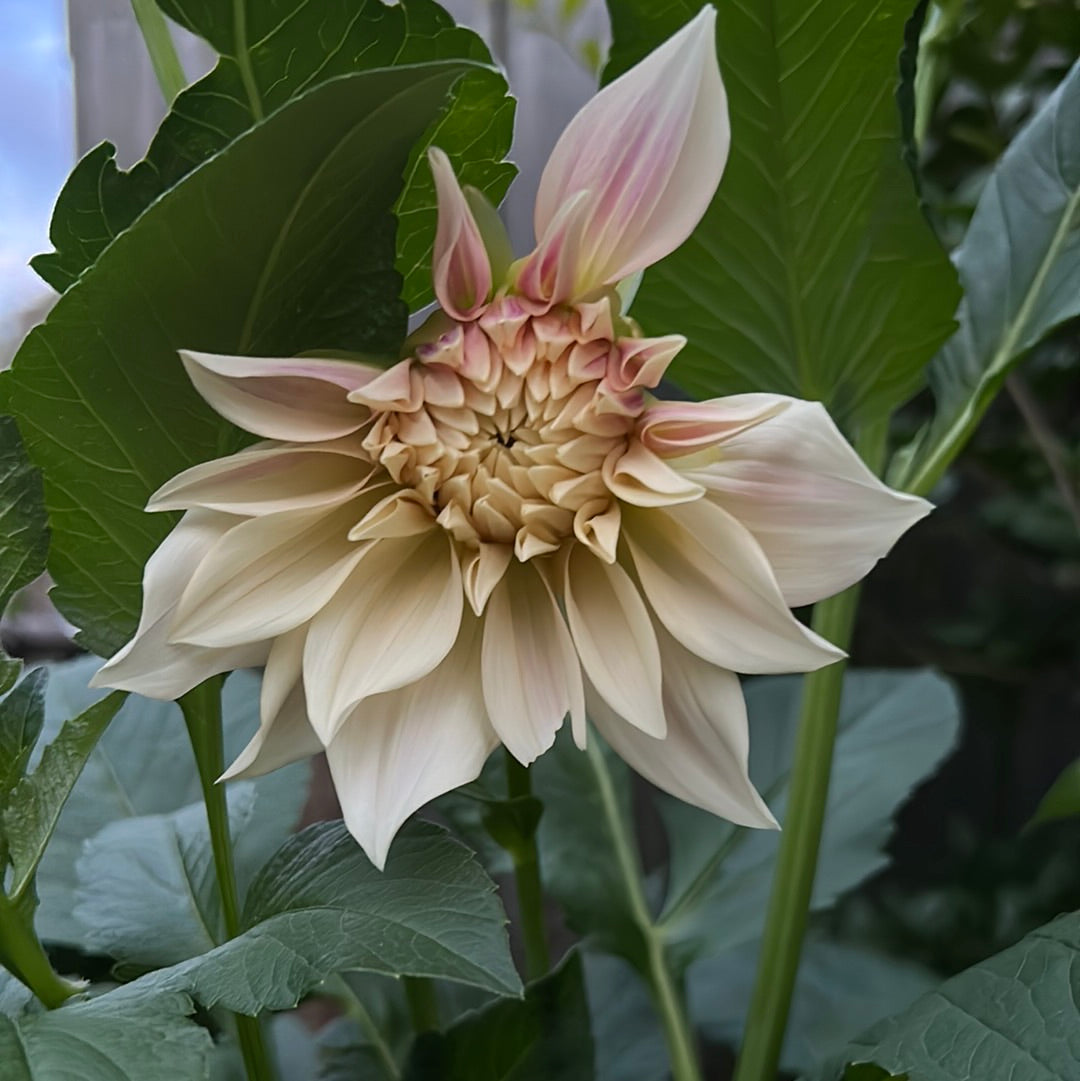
733;423;886;1081
0;891;78;1009
180;679;275;1081
402;976;440;1034
585;741;702;1081
129;0;187;103
504;752;551;981
232;0;265;121
1006;373;1080;533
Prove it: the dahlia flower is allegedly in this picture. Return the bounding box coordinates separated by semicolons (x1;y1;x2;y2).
93;7;929;867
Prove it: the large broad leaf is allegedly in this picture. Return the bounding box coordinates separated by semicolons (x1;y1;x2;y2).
0;419;49;692
137;820;520;1013
656;671;960;966
583;954;667;1081
3;61;479;656
689;938;935;1075
895;60;1080;495
34;0;515;309
0;670;47;815
0;984;211;1081
603;0;959;425
72;782;281;968
28;658;307;948
403;953;593;1081
807;909;1080;1080
2;685;125;904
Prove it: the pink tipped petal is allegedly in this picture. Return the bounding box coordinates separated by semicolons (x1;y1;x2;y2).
430;147;493;320
589;623;776;828
326;615;498;869
90;511;269;700
514;192;591;310
606;336;685;393
303;531;464;743
563;546;666;737
482;561;585;761
148;440;372;516
623;500;845;674
347;359;422;412
529;5;729;299
603;441;705;507
180;350;375;441
169;495;382;649
638;394;788;458
680;398;932;606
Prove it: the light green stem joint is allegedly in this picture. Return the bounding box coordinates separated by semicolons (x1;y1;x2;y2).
0;890;78;1009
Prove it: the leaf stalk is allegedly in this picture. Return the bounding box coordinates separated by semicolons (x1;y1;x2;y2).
129;0;187;104
0;889;78;1009
504;752;551;981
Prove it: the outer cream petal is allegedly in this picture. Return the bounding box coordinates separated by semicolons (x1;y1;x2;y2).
638;394;788;458
180;350;375;441
623;501;844;674
602;441;704;507
429;147;493;320
169;494;382;648
326;614;498;869
90;511;269;699
219;682;322;780
482;560;585;762
590;621;776;828
676;398;931;606
563;546;666;737
524;5;728;302
303;531;463;743
148;440;372;516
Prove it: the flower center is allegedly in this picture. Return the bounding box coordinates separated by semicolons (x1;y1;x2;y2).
360;296;647;561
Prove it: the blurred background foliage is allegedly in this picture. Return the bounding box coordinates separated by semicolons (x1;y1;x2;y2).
838;0;1080;1000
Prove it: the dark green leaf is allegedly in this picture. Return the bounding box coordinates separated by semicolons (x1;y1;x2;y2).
1028;756;1080;828
603;0;960;425
35;0;514;305
403;952;593;1081
656;671;960;966
807;910;1080;1081
3;689;124;903
841;1067;909;1081
0;669;47;813
0;418;49;689
896;59;1080;495
0;986;211;1081
28;659;306;948
138;820;520;1012
583;954;667;1081
4;61;479;656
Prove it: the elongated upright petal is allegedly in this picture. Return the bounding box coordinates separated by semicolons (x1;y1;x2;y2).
430;147;493;320
326;615;498;869
91;511;269;699
520;5;728;304
675;397;932;606
180;351;375;441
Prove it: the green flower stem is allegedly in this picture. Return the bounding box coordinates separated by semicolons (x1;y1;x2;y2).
402;976;441;1033
180;678;275;1081
129;0;187;104
733;422;887;1081
0;890;78;1009
586;741;702;1081
504;752;551;981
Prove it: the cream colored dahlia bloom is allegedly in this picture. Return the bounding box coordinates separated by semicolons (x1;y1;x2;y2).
93;7;929;867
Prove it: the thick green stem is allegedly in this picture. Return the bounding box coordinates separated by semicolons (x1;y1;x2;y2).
180;679;275;1081
402;976;441;1034
733;423;887;1081
504;752;551;981
129;0;187;103
0;891;78;1009
585;742;702;1081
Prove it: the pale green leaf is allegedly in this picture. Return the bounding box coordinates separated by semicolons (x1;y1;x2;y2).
897;60;1080;495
